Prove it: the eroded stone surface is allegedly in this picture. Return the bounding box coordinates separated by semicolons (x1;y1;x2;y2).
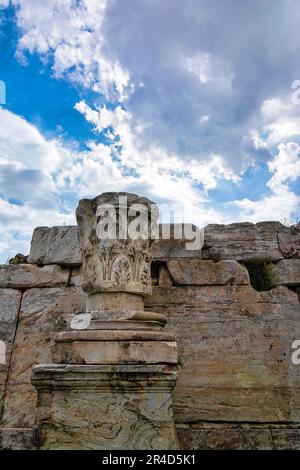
167;260;250;286
0;427;38;450
1;287;86;427
28;226;81;266
32;364;178;450
177;425;300;450
151;224;203;261
0;264;70;289
265;259;300;287
277;223;300;258
145;283;300;424
202;222;295;262
0;288;22;421
53;339;177;365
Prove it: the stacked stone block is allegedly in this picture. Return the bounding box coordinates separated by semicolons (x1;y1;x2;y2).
0;217;299;450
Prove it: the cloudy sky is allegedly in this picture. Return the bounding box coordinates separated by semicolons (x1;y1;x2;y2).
0;0;300;262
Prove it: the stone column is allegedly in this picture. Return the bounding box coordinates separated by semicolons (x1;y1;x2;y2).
32;192;178;450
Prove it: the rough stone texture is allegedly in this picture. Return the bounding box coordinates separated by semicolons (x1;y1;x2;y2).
167;260;250;286
32;364;178;450
202;222;298;262
0;289;22;420
177;425;300;450
151;223;203;261
1;287;86;428
69;267;81;286
28;226;82;266
0;428;38;450
0;264;70;289
85;292;144;312
277;222;300;258
265;259;300;287
158;265;174;287
53;340;176;365
145;284;300;448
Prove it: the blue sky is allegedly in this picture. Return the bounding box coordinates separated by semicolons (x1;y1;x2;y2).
0;0;300;262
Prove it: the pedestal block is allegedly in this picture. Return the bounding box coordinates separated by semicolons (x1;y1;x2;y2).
32;364;178;450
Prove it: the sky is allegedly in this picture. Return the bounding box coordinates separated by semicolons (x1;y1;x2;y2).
0;0;300;262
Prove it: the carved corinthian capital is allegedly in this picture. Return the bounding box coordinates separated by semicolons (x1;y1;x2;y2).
76;192;158;297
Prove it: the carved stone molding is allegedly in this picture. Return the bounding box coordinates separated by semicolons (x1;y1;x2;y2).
76;192;158;298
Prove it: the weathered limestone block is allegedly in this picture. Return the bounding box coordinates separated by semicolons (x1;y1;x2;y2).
1;287;86;428
53;330;177;365
32;364;178;450
167;260;250;286
177;425;300;450
0;289;22;420
28;226;81;266
0;264;70;289
146;284;299;307
277;223;300;258
145;284;300;424
265;259;300;287
0;428;38;450
202;222;295;262
151;223;202;261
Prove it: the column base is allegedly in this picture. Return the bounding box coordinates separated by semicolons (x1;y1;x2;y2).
32;364;179;450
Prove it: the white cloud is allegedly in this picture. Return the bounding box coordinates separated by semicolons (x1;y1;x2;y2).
7;0;300;171
268;142;300;192
0;108;60;172
183;52;233;92
232;143;300;222
250;96;300;149
10;0;131;101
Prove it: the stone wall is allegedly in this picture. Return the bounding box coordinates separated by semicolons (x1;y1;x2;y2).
0;221;300;449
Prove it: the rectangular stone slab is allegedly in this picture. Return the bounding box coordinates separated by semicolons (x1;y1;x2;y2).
28;226;82;266
265;259;300;287
145;284;300;423
0;264;70;288
202;222;299;262
53;340;178;365
32;364;178;450
167;260;250;285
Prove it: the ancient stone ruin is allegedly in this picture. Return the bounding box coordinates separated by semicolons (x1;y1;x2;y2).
0;192;300;450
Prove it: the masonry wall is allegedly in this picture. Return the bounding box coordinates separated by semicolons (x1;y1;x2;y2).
0;221;299;449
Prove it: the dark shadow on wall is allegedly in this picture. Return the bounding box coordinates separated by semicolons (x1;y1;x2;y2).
244;263;273;292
